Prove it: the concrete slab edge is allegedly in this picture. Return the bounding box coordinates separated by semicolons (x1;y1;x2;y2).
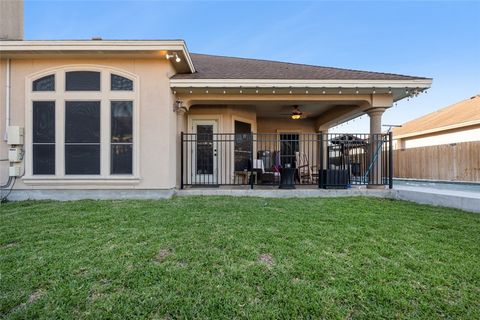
4;188;478;213
5;189;176;201
392;189;480;213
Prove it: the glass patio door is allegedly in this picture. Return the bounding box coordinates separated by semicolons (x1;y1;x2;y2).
192;120;218;184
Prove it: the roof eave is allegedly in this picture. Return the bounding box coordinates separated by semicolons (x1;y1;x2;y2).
169;78;432;88
394;119;480;139
0;40;196;73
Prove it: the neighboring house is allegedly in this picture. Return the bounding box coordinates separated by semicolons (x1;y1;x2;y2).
393;95;480;149
0;1;432;199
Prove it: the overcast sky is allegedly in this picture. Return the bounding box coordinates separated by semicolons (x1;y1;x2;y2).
25;0;480;133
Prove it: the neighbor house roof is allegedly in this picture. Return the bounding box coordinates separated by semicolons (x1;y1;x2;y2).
172;53;429;81
393;95;480;138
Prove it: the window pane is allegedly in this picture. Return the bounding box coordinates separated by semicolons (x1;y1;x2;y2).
33;75;55;91
234;121;252;171
65;145;100;174
65;71;100;91
111;101;132;143
65;101;100;143
280;134;299;167
196;125;214;174
33;101;55;143
33;144;55;175
111;74;133;91
111;144;132;174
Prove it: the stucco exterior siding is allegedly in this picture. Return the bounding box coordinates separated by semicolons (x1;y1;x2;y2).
0;58;178;191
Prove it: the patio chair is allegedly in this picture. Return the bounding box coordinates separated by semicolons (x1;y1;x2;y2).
295;152;316;184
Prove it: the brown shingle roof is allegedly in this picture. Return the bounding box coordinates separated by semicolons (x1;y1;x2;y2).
393;95;480;137
172;53;429;80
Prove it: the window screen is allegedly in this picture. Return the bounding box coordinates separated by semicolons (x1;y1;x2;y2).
111;101;133;174
111;74;133;91
32;101;55;175
65;71;100;91
33;75;55;91
65;101;100;174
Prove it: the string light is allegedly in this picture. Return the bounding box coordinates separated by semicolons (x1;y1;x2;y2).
223;90;226;94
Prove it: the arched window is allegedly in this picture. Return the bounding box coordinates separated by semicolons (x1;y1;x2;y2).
28;68;137;178
32;74;55;91
111;74;133;91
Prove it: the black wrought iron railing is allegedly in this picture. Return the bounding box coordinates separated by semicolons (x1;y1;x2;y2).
180;132;393;189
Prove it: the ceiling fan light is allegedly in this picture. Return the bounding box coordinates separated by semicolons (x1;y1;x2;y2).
291;114;301;120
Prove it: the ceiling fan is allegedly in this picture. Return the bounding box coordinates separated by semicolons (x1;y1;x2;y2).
280;105;310;120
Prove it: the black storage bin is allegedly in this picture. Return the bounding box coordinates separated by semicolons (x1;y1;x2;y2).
319;169;349;189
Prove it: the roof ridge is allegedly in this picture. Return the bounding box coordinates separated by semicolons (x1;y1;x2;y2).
190;52;430;80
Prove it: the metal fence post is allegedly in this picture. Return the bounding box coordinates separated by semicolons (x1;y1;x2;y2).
250;132;254;189
319;131;324;188
180;131;184;190
389;131;393;189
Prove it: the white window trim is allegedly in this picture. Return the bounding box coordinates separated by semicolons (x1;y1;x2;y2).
23;64;141;184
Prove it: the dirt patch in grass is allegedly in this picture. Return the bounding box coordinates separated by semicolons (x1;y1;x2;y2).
27;290;45;304
258;253;274;266
6;289;45;316
1;240;19;249
153;249;172;264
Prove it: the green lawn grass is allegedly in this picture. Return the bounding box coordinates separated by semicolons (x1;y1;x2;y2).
1;197;479;319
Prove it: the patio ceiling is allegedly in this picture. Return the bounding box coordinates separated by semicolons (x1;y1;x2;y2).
253;101;363;119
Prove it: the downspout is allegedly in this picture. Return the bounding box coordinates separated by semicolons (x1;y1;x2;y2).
4;58;11;141
1;59;12;189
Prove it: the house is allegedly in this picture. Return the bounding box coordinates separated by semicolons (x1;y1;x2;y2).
393;95;480;149
0;1;432;200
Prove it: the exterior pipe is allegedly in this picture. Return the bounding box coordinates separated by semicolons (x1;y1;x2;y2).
4;58;11;141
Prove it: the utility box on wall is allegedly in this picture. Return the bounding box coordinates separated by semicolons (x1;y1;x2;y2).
8;147;23;162
7;126;24;145
9;165;21;177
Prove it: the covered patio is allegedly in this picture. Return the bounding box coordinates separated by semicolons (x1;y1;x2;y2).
171;54;431;190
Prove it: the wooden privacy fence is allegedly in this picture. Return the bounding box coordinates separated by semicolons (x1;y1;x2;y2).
394;141;480;182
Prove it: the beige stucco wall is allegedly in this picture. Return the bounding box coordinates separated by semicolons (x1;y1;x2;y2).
257;117;317;133
186;105;257;133
0;58;178;191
